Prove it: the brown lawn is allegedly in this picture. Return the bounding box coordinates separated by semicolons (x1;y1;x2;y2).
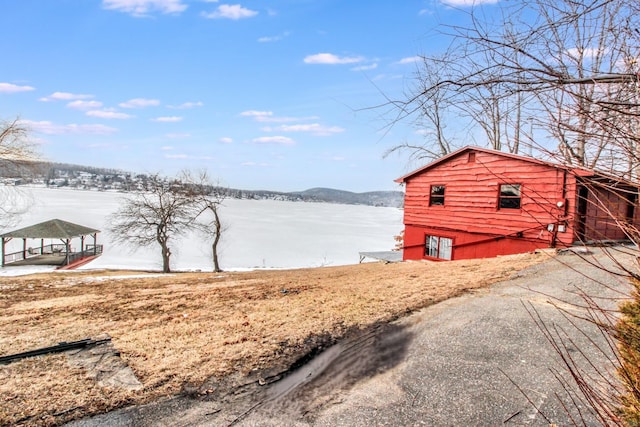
0;252;548;426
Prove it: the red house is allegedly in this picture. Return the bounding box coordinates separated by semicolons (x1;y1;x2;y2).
395;146;639;261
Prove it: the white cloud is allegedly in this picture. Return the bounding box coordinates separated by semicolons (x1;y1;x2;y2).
271;123;345;136
240;110;273;121
351;63;378;71
161;146;174;150
39;92;93;102
331;156;345;161
67;100;103;110
241;161;269;166
168;101;203;109
219;137;233;143
258;35;279;43
240;110;318;123
0;82;35;93
21;120;118;135
119;98;160;108
102;0;187;16
258;31;290;43
566;47;602;60
252;136;295;145
152;116;183;122
440;0;499;6
397;56;421;64
202;4;258;19
86;109;133;119
304;53;364;65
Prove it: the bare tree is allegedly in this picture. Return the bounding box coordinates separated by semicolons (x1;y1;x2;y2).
388;0;639;174
108;174;200;273
181;170;227;273
385;54;458;163
0;117;38;229
0;118;35;163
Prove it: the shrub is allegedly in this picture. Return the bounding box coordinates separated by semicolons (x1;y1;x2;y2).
617;279;640;425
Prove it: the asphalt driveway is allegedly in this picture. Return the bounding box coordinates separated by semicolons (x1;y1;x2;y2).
307;248;633;427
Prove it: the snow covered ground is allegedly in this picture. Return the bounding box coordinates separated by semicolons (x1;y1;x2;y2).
1;187;403;275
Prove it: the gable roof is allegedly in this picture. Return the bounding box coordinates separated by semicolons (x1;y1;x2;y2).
394;146;564;183
0;219;100;239
394;146;636;185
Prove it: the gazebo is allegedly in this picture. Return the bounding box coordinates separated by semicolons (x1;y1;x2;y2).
1;219;102;268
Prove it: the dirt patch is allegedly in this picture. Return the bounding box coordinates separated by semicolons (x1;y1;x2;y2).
67;336;143;391
0;252;548;426
237;321;413;424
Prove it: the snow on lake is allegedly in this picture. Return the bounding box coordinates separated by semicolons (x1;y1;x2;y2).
1;187;403;274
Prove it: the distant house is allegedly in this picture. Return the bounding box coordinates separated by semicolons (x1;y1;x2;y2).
395;146;639;261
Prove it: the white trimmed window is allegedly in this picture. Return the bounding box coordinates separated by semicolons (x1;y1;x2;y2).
429;185;445;206
425;235;453;260
499;184;521;209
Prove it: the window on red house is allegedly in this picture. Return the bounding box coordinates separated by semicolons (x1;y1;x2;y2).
425;235;452;260
430;185;445;206
499;184;521;209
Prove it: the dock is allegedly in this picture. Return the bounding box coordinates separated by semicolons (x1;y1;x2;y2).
358;251;403;263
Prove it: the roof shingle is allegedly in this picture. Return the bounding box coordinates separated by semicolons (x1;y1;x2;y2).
0;219;100;239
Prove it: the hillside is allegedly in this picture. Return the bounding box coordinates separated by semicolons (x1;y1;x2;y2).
0;161;404;208
232;187;404;207
299;187;404;207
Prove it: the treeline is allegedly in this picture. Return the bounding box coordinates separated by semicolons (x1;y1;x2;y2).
0;161;404;207
224;188;404;207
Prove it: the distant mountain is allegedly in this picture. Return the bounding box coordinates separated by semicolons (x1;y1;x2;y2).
0;161;404;208
294;188;404;207
226;187;404;207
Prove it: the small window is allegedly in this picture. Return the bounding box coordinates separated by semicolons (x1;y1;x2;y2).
499;184;521;209
425;235;453;260
430;185;445;206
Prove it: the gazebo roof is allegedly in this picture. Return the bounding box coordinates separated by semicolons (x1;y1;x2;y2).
0;219;100;239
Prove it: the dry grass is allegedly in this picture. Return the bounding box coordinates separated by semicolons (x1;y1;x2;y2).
0;253;547;426
617;279;640;424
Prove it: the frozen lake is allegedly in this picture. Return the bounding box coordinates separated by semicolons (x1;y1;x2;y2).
1;187;403;273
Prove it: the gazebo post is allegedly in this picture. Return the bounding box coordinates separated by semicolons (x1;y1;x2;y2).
1;237;5;267
22;238;27;260
65;238;70;265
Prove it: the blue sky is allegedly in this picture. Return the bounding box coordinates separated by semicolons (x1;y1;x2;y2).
0;0;496;192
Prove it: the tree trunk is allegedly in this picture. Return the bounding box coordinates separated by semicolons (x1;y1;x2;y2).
159;233;171;273
211;210;222;273
161;244;171;273
212;241;221;273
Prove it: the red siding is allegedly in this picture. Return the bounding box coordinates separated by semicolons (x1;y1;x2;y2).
402;150;573;260
404;225;552;260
